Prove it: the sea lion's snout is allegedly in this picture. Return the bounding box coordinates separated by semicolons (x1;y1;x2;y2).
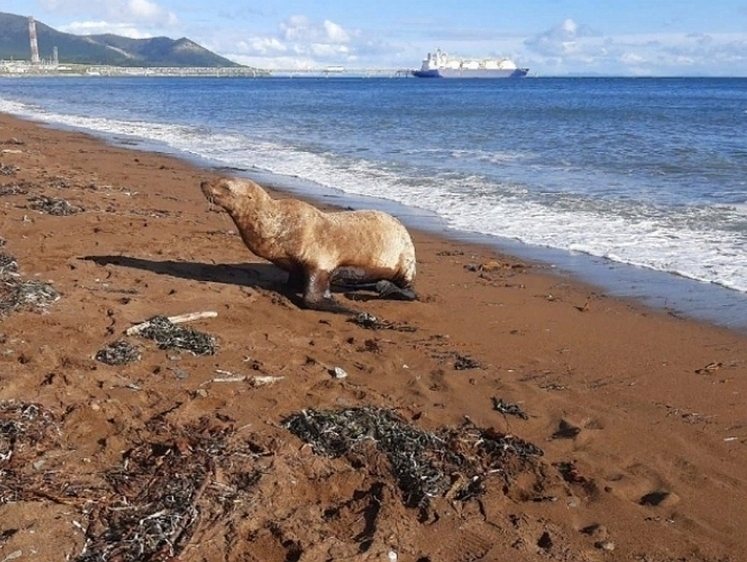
200;179;217;208
200;179;214;194
201;178;232;197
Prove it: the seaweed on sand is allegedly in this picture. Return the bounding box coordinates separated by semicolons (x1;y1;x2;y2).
0;163;18;176
0;401;58;464
284;406;543;510
1;402;263;561
349;312;417;332
0;253;19;279
76;418;261;562
0;183;29;196
453;353;481;370
0;401;61;504
0;248;60;317
492;397;529;420
95;339;142;365
27;194;84;216
0;279;60;317
134;316;217;356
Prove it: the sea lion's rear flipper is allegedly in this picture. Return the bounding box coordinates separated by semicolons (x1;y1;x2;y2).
375;280;417;301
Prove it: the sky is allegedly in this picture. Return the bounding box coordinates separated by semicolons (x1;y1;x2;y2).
5;0;747;76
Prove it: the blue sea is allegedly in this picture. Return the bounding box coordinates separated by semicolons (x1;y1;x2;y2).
1;76;747;329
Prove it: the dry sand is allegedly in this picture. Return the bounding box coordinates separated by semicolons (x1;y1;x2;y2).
1;112;746;562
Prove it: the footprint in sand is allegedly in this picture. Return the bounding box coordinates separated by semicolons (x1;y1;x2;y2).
434;528;494;562
605;463;679;508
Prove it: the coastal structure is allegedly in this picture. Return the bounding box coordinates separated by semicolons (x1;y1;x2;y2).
411;48;528;78
28;16;40;64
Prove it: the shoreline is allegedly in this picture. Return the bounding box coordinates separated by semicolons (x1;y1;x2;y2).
9;105;745;334
254;168;747;333
134;134;747;334
3;86;747;333
2;110;747;561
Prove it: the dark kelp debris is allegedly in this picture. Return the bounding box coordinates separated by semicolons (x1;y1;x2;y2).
0;249;60;317
349;312;417;332
0;253;19;279
0;401;58;463
135;315;217;355
48;177;70;189
0;163;18;176
95;339;142;365
0;401;61;504
284;406;543;509
27;194;84;216
77;417;262;562
2;408;264;561
0;183;30;197
453;353;481;370
492;397;529;420
0;280;60;317
79;448;208;560
555;461;588;484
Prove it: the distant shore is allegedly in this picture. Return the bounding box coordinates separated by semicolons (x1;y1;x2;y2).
0;61;269;77
0;61;409;78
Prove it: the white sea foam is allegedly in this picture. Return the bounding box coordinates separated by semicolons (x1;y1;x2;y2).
214;143;747;294
217;138;747;293
3;97;747;294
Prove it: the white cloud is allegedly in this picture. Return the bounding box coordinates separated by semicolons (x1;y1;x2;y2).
524;18;600;57
323;20;350;43
522;20;747;75
279;15;311;42
237;37;288;56
620;52;645;65
279;15;354;44
309;42;350;57
39;0;178;28
210;15;362;69
128;0;161;20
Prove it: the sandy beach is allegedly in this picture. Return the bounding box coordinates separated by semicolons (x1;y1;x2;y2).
1;111;747;561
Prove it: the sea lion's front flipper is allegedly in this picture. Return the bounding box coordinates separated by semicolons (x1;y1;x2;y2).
304;270;358;315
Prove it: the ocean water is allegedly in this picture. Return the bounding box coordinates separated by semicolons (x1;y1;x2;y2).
1;76;747;328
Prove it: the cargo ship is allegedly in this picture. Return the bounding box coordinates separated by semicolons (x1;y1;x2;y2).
411;48;528;78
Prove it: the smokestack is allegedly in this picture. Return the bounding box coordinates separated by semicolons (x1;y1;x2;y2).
28;17;41;64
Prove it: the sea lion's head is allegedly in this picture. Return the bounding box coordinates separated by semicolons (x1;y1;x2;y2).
201;177;267;213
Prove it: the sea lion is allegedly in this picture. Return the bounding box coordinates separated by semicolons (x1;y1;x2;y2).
201;177;417;313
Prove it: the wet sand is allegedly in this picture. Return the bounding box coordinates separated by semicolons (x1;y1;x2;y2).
1;111;747;561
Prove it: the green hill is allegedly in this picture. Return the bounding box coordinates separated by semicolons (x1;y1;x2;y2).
0;12;244;67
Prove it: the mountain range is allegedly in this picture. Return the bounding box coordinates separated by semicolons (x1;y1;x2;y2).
0;12;243;68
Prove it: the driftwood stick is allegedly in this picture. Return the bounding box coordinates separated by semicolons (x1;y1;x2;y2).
200;373;285;386
126;311;218;336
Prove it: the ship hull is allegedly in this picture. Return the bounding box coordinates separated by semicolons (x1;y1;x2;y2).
411;68;528;78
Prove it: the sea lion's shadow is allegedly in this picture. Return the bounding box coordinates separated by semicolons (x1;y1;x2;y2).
81;255;377;308
83;254;294;296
